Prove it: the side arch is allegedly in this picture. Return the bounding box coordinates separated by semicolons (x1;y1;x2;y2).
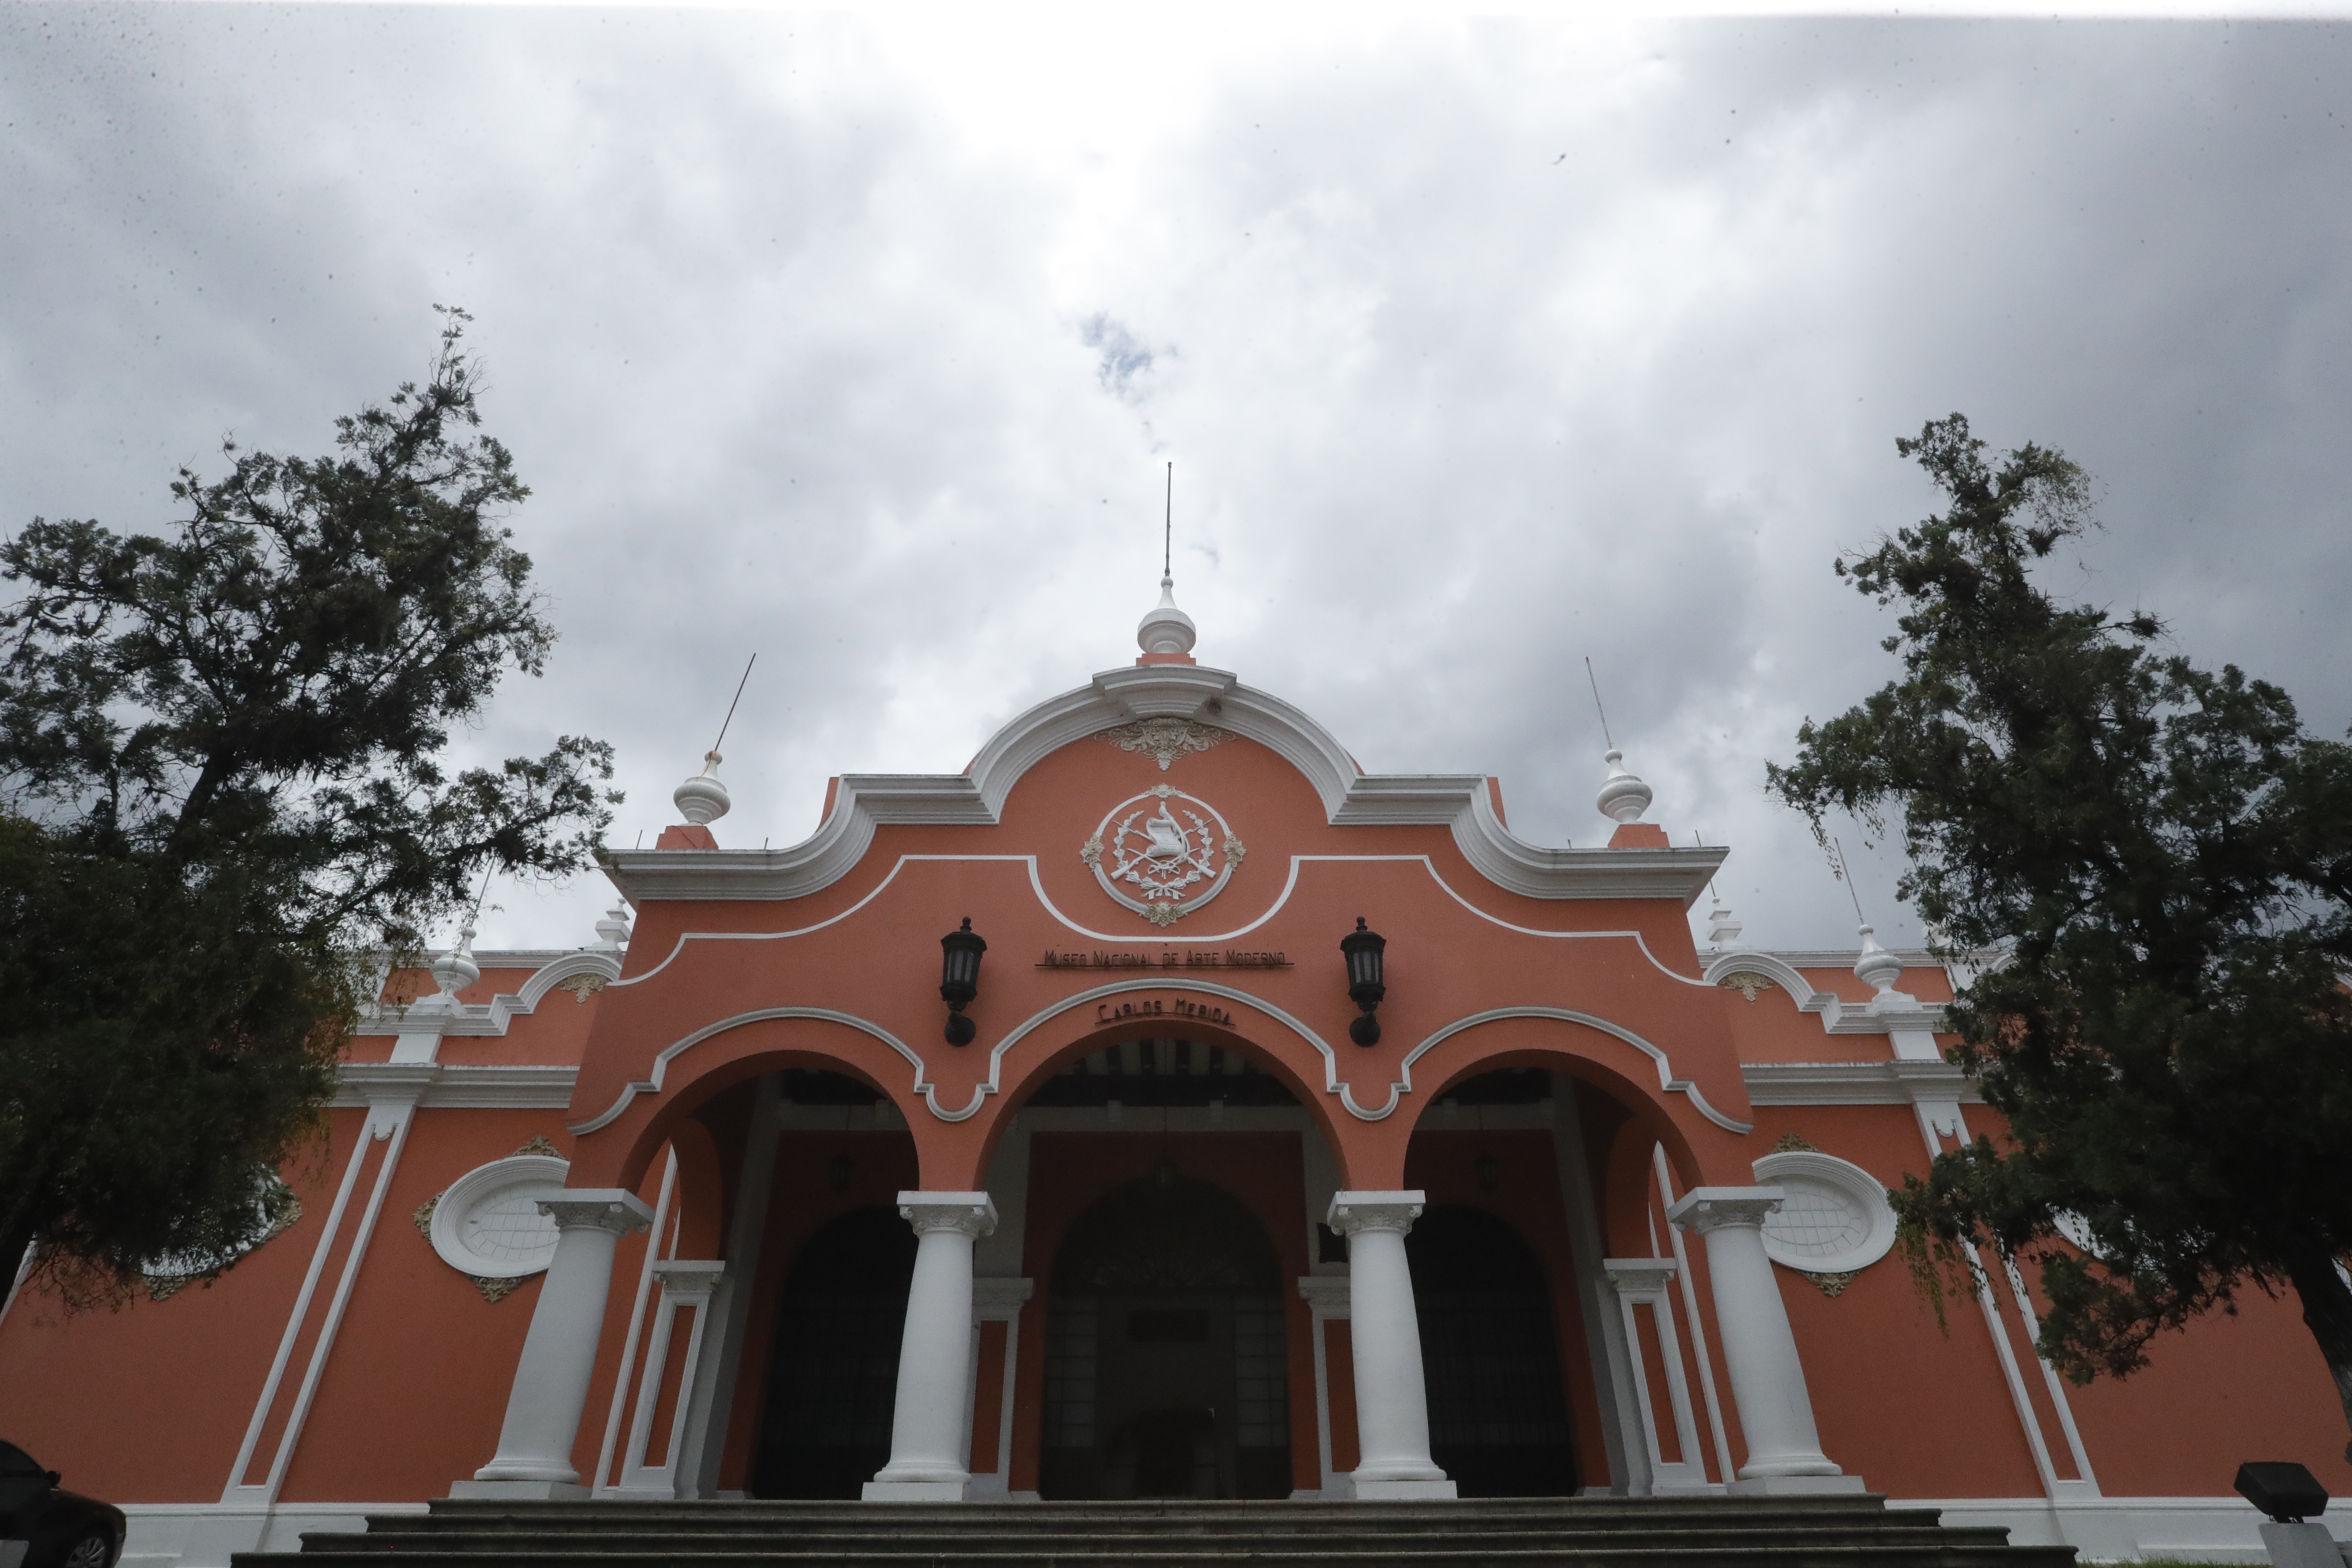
567;1013;931;1192
1395;1011;1755;1194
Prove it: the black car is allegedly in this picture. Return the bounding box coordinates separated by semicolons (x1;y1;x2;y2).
0;1442;123;1568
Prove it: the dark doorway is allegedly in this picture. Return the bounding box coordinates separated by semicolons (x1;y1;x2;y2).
751;1205;916;1498
1406;1205;1577;1497
1041;1170;1290;1500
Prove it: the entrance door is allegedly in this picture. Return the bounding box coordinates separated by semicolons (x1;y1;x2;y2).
751;1206;916;1498
1406;1205;1577;1496
1041;1172;1290;1500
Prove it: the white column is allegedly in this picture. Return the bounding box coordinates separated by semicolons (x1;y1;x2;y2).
456;1190;654;1499
1665;1187;1863;1495
1327;1191;1456;1501
865;1191;997;1502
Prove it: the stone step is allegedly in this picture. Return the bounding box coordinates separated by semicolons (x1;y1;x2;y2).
240;1549;2073;1568
232;1497;2076;1568
323;1522;1961;1546
358;1501;1936;1536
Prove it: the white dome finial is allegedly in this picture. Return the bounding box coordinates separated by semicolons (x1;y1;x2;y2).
1136;573;1198;659
674;749;732;826
1596;749;1652;824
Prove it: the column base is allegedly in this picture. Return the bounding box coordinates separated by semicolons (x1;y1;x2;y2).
1348;1476;1460;1500
1727;1473;1869;1496
862;1478;973;1501
447;1479;591;1500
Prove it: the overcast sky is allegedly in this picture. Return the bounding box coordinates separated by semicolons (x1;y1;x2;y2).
4;5;2348;957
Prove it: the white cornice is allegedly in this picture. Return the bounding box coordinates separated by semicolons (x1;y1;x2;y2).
605;664;1722;910
1742;1059;1982;1107
334;1062;579;1109
354;949;622;1038
1704;949;1949;1036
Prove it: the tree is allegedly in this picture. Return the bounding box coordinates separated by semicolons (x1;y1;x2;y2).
1767;414;2352;1460
0;309;618;1305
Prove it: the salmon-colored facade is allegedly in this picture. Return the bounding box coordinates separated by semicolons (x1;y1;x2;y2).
3;594;2345;1565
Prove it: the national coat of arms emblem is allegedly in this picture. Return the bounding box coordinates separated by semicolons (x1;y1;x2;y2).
1080;784;1246;926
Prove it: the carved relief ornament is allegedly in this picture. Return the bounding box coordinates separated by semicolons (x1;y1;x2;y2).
1099;717;1231;771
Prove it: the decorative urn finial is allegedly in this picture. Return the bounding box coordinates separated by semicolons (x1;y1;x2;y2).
1137;575;1197;660
674;749;732;826
1596;749;1653;824
1853;923;1905;998
420;921;480;1011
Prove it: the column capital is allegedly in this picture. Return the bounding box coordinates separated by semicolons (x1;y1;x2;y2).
1601;1256;1680;1293
1326;1190;1425;1237
897;1191;997;1239
537;1190;655;1236
1665;1186;1784;1236
650;1259;726;1300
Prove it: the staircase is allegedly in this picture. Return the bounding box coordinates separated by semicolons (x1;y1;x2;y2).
234;1495;2079;1568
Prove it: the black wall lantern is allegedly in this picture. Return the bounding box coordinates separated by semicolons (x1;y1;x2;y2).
1340;916;1386;1047
940;917;986;1046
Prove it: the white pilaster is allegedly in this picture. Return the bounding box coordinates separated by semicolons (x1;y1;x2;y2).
613;1261;727;1499
456;1190;654;1498
967;1277;1035;1501
1601;1258;1714;1494
865;1192;997;1502
1326;1191;1456;1501
1665;1187;1863;1495
1295;1275;1354;1499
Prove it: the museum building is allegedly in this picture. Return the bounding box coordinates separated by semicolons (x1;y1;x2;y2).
2;578;2346;1567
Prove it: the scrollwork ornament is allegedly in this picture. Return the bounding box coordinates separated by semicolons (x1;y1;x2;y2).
1099;718;1231;771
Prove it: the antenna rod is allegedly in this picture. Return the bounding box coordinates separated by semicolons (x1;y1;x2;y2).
1583;657;1615;750
469;863;493;924
711;652;757;756
1833;836;1870;924
1695;828;1721;903
1163;462;1173;582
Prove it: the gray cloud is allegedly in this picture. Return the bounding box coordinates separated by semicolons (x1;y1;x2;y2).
4;7;2347;956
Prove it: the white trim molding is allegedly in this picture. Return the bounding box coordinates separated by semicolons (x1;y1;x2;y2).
600;664;1724;910
1704;950;1948;1037
334;1063;578;1111
568;988;1751;1135
354;950;622;1041
1742;1060;1982;1108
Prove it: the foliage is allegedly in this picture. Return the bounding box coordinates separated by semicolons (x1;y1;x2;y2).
0;814;341;1309
0;311;618;1304
1767;414;2352;1456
